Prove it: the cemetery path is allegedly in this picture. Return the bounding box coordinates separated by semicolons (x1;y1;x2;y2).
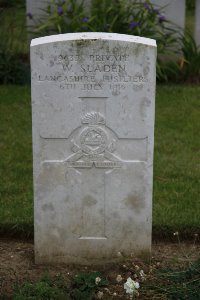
0;238;199;299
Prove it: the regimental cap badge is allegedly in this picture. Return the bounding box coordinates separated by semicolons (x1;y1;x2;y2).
81;112;105;125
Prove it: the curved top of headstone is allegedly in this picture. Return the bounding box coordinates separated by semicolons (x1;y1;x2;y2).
31;32;156;47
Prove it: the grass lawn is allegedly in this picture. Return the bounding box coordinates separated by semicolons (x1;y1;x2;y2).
0;85;32;236
0;85;199;238
153;85;200;237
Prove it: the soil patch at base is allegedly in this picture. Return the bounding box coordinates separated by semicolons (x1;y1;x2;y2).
0;238;200;299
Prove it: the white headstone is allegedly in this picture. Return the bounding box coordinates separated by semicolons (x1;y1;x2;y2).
31;32;156;264
195;0;200;46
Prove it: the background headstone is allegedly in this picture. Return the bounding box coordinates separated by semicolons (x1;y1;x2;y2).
31;32;156;264
150;0;186;30
26;0;47;27
195;0;200;46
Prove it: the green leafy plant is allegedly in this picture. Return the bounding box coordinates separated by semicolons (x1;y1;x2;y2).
31;0;86;35
70;271;109;300
0;49;30;84
0;0;25;8
13;274;69;300
30;0;179;82
157;32;200;83
30;0;175;38
186;0;195;12
179;32;200;83
0;4;29;84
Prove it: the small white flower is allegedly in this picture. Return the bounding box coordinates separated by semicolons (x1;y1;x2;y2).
116;274;123;283
124;277;140;295
96;291;104;299
139;270;144;276
95;277;101;285
173;231;179;236
135;282;139;289
139;270;146;282
123;264;127;269
135;265;140;271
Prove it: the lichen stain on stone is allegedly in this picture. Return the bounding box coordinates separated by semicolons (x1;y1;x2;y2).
39;165;65;185
143;65;150;76
140;97;151;117
49;60;54;67
133;44;146;58
83;195;97;207
57;227;68;241
99;208;104;215
77;39;97;44
64;195;70;203
124;193;145;212
112;211;120;218
74;39;98;51
42;203;54;212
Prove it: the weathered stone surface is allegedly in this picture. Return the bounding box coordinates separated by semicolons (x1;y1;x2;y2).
31;32;156;264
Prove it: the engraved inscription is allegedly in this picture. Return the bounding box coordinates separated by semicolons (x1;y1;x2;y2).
80;64;126;73
89;54;129;62
67;161;122;168
38;74;147;83
36;48;148;92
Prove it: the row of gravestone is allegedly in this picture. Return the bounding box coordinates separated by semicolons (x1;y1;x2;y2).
27;0;200;46
31;32;156;264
